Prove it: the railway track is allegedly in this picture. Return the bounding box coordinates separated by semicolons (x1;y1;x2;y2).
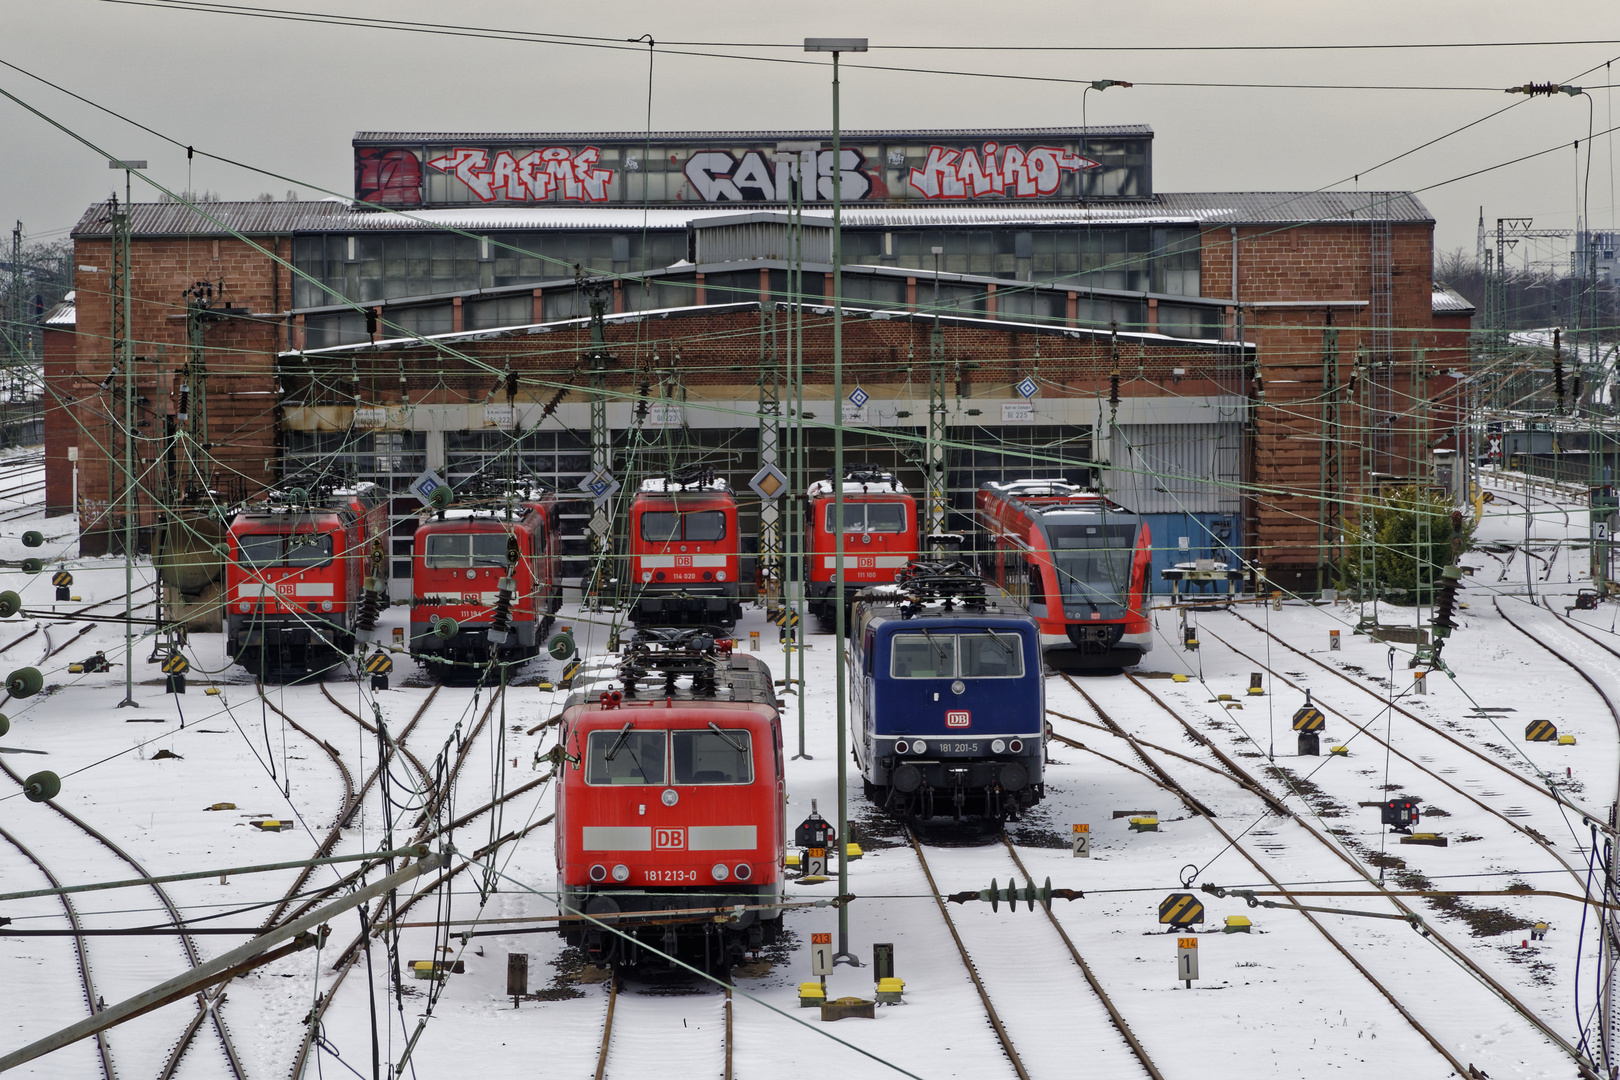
0;822;117;1080
1214;610;1603;830
0;757;248;1079
1049;669;1598;1077
906;823;1162;1080
592;974;732;1080
286;681;562;1078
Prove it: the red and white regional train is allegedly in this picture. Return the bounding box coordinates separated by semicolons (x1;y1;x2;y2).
805;464;918;629
410;488;563;671
627;473;742;629
555;631;785;972
225;483;387;680
974;479;1154;667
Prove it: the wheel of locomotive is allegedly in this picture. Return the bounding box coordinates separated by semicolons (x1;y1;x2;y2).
23;770;60;802
6;667;43;698
863;778;881;803
814;608;836;635
0;590;21;618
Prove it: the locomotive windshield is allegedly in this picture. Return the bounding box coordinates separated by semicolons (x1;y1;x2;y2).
585;728;667;785
1046;522;1136;612
238;532;334;568
639;510;727;542
425;532;508;568
891;632;1023;679
824;502;907;533
672;728;753;784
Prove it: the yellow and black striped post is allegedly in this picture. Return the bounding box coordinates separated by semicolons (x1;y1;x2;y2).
1525;719;1558;742
1158;892;1205;928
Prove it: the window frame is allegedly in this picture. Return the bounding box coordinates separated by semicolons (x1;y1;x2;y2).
670;728;755;786
583;728;668;787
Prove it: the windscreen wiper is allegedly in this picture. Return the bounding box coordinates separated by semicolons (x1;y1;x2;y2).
707;722;746;753
983;628;1015;656
604;721;635;761
920;629;949;664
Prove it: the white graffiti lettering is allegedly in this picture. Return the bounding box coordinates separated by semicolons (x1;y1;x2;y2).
425;146;613;203
908;143;1097;200
684;148;869;203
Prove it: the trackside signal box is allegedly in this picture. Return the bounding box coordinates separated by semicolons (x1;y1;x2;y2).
1381;799;1419;832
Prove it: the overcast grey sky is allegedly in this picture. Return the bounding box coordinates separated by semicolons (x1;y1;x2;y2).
3;0;1618;266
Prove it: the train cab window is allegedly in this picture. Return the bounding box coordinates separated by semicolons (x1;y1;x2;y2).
959;633;1024;678
425;533;508;568
682;511;727;542
890;633;957;678
672;728;753;784
639;511;682;543
640;511;727;542
584;728;667;786
824;502;907;534
239;532;334;568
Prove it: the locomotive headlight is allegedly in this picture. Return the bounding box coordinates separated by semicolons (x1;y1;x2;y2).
951;680;965;695
321;600;334;612
611;864;630;882
589;864;607;883
893;740;909;755
661;788;678;807
642;571;652;582
911;740;926;755
239;602;251;613
711;863;730;881
991;739;1006;754
715;570;727;582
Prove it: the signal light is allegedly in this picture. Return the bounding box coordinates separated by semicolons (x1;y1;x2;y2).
734;863;752;881
1009;739;1024;754
589;864;607;882
712;863;730;881
612;864;630;882
894;740;909;754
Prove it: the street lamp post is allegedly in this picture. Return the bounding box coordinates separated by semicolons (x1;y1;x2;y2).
805;35;866;968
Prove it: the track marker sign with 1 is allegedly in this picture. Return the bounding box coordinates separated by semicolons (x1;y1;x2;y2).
810;932;833;976
161;653;189;675
1177;937;1199;986
1071;823;1090;857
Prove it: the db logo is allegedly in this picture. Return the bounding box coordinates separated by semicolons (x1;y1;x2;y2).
275;582;293;596
654;827;685;849
675;555;692;568
461;593;481;604
858;556;875;569
945;710;971;728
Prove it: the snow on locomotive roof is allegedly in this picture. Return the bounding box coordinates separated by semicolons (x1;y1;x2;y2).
807;478;910;497
980;478;1132;515
638;476;732;493
429;506;531;521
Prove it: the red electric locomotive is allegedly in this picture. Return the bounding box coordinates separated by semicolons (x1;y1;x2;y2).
974;479;1154;667
555;631;785;973
627;471;741;629
805;463;918;630
225;483;386;680
410;488;563;670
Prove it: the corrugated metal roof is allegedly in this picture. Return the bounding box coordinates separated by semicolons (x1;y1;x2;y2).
72;189;1432;239
71;199;355;238
353;125;1153;144
1432;286;1476;315
44;292;75;328
1157;191;1433;225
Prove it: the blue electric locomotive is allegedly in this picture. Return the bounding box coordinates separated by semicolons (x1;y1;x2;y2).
850;561;1045;820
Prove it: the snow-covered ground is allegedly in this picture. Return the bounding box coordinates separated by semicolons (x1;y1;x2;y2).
1;459;1617;1078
